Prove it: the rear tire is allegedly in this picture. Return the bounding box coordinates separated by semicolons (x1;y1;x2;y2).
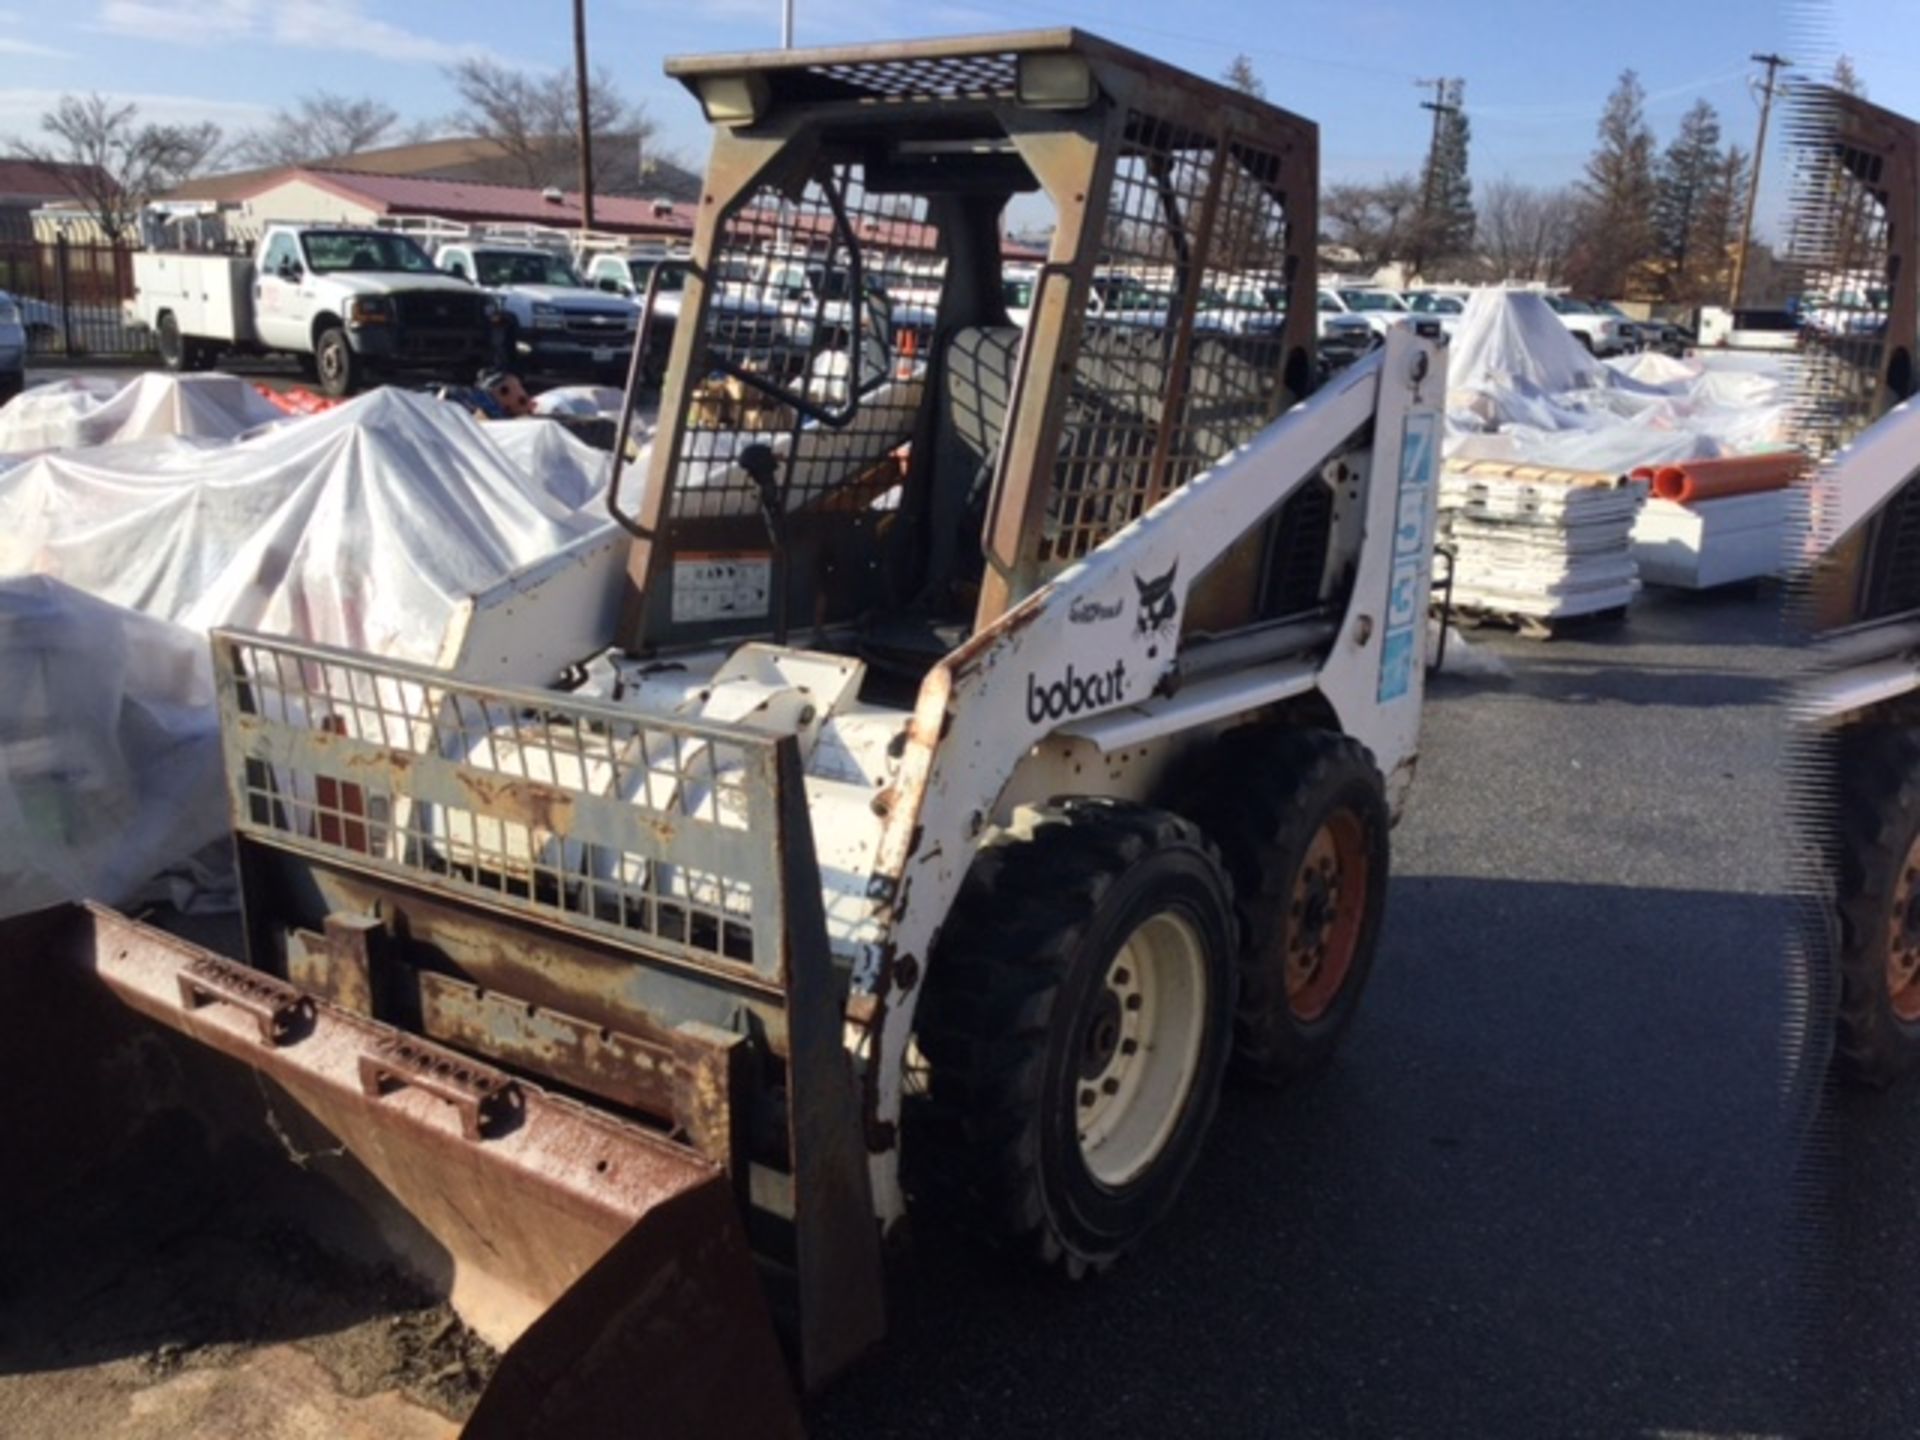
1193;727;1391;1087
911;800;1237;1274
156;311;185;372
313;326;360;398
1834;727;1920;1086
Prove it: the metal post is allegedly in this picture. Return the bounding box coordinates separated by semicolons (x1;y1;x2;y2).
53;231;74;357
781;0;793;48
573;0;597;234
1728;51;1792;310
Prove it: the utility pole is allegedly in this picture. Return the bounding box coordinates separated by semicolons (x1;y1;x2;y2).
573;0;596;234
1728;51;1791;309
781;0;794;48
1413;77;1458;279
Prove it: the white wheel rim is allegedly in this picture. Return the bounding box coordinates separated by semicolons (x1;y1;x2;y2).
1075;910;1208;1189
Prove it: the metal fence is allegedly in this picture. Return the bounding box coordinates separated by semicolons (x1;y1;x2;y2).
0;236;153;358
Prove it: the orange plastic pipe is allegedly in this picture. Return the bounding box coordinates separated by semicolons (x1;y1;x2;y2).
1650;452;1804;504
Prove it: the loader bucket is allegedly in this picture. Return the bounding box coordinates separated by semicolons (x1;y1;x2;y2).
0;901;805;1438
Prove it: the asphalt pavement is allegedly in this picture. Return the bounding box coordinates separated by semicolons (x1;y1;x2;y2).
810;584;1816;1440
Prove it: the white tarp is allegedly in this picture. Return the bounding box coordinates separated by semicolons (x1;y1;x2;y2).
0;385;607;664
0;372;288;457
1445;290;1793;474
0;576;228;917
490;415;614;512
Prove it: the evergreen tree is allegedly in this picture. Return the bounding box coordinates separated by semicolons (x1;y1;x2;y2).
1570;70;1658;296
1223;55;1266;99
1429;79;1475;262
1696;144;1750;301
1653;100;1723;302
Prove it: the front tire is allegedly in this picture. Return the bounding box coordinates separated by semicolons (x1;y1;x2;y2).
1194;728;1391;1087
1834;727;1920;1086
313;326;360;398
912;800;1237;1274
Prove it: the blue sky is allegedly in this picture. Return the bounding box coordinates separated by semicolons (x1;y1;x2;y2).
0;0;1902;241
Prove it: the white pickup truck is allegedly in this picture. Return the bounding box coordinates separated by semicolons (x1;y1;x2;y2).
133;225;498;397
433;242;638;380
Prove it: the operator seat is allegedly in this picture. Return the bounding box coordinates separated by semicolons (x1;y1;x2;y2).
859;325;1021;678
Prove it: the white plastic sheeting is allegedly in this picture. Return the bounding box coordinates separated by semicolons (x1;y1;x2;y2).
0;372;287;457
490;415;614;512
1437;291;1796;617
0;576;229;917
0;386;607;664
1445;290;1793;475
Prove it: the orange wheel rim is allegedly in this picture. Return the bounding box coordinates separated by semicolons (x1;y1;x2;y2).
1284;810;1368;1023
1889;832;1920;1022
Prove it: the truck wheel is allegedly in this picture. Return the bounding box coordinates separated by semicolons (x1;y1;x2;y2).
1834;727;1920;1086
912;800;1236;1274
313;326;360;398
156;312;186;372
1194;727;1390;1087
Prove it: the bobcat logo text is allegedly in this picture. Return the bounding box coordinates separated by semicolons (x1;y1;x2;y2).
1026;659;1129;725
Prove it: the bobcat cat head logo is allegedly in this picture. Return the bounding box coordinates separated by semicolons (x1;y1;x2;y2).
1134;562;1178;636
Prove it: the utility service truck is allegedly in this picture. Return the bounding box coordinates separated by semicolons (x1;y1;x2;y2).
13;31;1449;1435
133;224;498;397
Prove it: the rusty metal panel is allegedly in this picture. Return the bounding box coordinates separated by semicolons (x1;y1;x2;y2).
214;630;795;994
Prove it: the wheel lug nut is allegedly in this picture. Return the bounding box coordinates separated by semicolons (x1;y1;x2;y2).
1102;1077;1120;1095
1125;994;1142;1011
1121;1038;1138;1055
1112;967;1130;985
1080;1088;1096;1108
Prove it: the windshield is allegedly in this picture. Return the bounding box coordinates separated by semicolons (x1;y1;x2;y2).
1093;275;1158;311
475;250;582;288
302;232;436;274
1318;293;1341;313
1547;296;1594;315
1341;290;1406;312
631;259;688;293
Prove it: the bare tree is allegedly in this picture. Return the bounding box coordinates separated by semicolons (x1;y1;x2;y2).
230;92;410;168
9;94;222;244
1477;177;1581;284
1832;55;1865;97
1223;55;1266;99
445;58;657;196
1322;175;1431;271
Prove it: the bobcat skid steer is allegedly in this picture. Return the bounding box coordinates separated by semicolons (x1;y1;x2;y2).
3;31;1448;1434
1797;90;1920;1085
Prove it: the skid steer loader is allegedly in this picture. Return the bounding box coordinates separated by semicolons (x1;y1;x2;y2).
1797;90;1920;1085
2;30;1447;1433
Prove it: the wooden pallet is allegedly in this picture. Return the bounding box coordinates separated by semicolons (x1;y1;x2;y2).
1454;604;1630;641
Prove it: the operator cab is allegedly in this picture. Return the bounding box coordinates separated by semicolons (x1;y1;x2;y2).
617;32;1345;694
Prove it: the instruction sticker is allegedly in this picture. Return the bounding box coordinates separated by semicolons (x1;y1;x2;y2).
672;553;772;623
1377;412;1437;703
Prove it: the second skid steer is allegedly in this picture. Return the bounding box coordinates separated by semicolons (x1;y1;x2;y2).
1798;90;1920;1085
4;30;1449;1432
